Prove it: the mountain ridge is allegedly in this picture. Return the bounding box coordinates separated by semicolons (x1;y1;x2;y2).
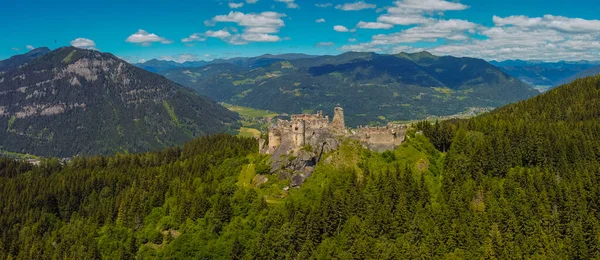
0;47;51;74
162;51;538;126
0;46;239;157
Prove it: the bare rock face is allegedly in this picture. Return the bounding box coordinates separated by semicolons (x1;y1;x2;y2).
291;172;306;187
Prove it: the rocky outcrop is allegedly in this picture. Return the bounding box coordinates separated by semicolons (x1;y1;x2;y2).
261;107;407;187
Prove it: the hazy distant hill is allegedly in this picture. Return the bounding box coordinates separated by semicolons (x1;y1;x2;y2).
136;53;316;73
163;51;538;126
0;47;51;74
559;65;600;86
0;47;239;157
490;60;597;91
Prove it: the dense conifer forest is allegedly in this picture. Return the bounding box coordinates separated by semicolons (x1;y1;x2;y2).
2;76;600;259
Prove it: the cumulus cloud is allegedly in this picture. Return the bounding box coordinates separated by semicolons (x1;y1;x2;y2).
357;21;393;29
206;29;233;40
340;42;382;52
365;0;468;28
182;33;206;43
315;42;335;47
26;45;34;50
275;0;298;9
229;2;244;8
70;38;97;50
316;18;326;23
11;47;20;51
493;15;600;33
315;3;332;8
335;1;376;11
205;11;287;44
334;25;350;32
426;16;600;61
246;0;258;3
126;29;172;46
390;0;469;12
376;14;433;25
372;19;477;44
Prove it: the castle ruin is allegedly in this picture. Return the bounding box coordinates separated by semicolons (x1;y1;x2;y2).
261;107;407;156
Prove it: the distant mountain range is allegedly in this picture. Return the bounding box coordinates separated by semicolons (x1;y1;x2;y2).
0;47;238;157
559;65;600;85
0;47;50;74
490;60;599;91
161;51;539;126
136;53;317;73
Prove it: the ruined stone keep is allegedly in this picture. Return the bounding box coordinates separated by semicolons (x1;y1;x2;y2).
261;107;407;156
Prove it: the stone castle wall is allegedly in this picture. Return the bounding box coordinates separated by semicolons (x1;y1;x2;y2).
262;107;407;156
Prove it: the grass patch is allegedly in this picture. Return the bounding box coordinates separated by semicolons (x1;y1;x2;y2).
162;101;180;126
233;78;255;86
237;164;256;188
222;103;278;118
281;61;294;69
0;149;39;160
7;116;16;131
62;50;76;63
238;127;261;138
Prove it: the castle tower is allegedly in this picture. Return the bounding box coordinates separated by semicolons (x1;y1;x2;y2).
331;107;345;134
292;119;306;147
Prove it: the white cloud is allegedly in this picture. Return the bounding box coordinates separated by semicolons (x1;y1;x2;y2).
426;20;600;61
339;42;382;52
206;29;233;40
348;38;357;42
316;18;326;23
372;19;477;44
26;45;34;50
368;0;467;28
334;25;350;32
182;33;206;43
126;29;172;46
357;21;393;29
390;0;469;12
315;3;332;8
70;38;97;50
493;15;600;33
335;1;376;11
207;11;285;28
377;14;433;25
229;2;244;8
242;33;281;42
275;0;298;9
11;47;20;51
246;0;258;3
315;42;335;47
205;11;286;44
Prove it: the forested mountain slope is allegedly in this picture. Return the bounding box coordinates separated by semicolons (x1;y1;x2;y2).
0;47;239;157
560;65;600;86
2;77;600;259
0;47;51;74
490;60;596;91
163;51;538;126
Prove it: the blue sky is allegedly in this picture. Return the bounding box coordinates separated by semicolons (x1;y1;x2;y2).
2;0;600;62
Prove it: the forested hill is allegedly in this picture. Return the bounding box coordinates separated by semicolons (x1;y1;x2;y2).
0;47;239;157
162;51;538;126
0;47;50;74
2;77;600;259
